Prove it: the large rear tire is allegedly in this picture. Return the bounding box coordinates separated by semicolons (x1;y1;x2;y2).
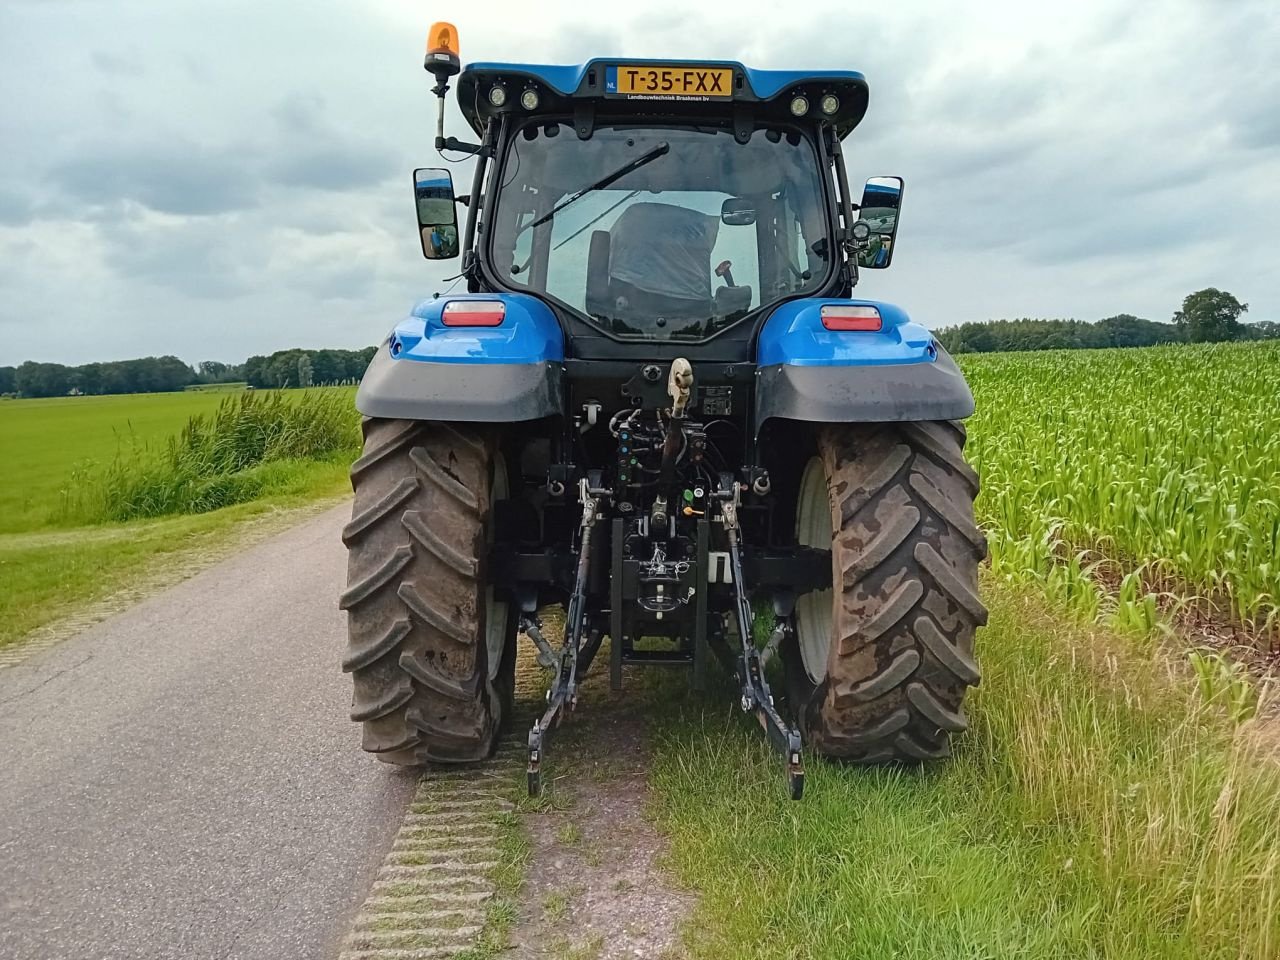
340;418;514;764
787;421;987;761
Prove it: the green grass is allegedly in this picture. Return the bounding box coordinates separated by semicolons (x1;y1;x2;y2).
645;579;1280;959
0;386;359;649
0;390;252;535
0;387;356;534
73;389;360;522
0;484;348;648
184;381;249;391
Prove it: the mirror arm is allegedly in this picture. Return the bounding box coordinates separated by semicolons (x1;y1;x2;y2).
825;124;860;290
460;119;499;292
436;135;488;156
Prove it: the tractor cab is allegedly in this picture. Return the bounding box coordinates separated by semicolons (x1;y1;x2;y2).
413;33;901;362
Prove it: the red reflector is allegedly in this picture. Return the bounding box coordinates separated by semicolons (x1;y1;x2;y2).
820;305;882;331
441;300;506;326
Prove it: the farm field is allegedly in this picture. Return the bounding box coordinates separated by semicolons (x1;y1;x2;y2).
962;341;1280;633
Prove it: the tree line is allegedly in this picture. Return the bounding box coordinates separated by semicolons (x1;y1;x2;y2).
937;288;1276;354
0;347;376;399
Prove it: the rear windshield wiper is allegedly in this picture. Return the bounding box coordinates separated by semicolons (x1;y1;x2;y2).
523;142;670;234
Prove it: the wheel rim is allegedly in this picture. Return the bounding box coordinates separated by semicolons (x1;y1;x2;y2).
794;455;833;684
484;452;509;682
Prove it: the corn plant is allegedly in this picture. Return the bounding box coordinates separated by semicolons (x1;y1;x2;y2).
961;341;1280;637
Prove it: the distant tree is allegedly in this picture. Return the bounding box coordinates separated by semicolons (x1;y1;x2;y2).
1174;288;1248;343
1244;320;1280;341
265;349;304;388
243;355;270;388
936;314;1187;355
7;347;372;395
1096;314;1184;348
74;362;104;395
15;361;72;397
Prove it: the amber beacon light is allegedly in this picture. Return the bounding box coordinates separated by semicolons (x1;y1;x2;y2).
425;21;460;78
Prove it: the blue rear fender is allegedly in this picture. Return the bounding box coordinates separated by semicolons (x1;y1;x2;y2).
356;293;566;422
754;297;975;427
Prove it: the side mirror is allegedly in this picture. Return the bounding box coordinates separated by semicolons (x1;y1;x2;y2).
855;176;903;270
413;167;460;260
720;197;757;226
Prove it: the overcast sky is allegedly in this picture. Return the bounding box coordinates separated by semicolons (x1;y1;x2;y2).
1;0;1276;366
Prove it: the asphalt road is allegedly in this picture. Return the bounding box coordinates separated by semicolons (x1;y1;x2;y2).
0;504;419;960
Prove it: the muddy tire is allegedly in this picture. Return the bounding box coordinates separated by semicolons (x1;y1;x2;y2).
340;418;513;764
787;421;987;761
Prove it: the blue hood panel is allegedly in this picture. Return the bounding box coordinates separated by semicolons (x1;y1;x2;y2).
389;293;564;365
757;298;939;367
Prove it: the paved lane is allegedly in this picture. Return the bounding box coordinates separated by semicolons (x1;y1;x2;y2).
0;504;419;960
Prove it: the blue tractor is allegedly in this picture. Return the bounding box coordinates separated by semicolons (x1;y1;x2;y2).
341;23;987;798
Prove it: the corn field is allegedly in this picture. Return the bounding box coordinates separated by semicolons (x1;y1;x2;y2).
960;341;1280;634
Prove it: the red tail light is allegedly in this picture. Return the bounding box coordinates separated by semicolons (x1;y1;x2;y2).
441;300;506;326
820;304;882;331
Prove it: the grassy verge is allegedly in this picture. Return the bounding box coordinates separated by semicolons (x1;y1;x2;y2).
61;389;359;523
647;577;1280;960
0;471;350;650
0;389;360;652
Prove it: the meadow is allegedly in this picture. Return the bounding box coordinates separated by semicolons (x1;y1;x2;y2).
1;390;248;535
0;387;359;646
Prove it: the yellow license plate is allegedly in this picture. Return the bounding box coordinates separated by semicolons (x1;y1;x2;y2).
608;65;733;100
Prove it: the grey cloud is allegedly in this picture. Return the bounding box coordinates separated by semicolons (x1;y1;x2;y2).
100;219;255;299
1233;95;1280;150
50;145;261;217
1019;204;1205;265
309;261;377;302
0;187;36;226
266;143;396;193
271;93;328;135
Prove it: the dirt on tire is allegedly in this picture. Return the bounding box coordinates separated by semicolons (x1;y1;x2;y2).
340;417;509;764
794;420;988;761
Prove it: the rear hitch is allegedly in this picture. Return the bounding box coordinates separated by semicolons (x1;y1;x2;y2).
717;479;806;800
526;476;607;797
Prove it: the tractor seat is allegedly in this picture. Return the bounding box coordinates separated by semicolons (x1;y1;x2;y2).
586;202;718;325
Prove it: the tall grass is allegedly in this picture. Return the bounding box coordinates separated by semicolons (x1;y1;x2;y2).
961;341;1280;634
67;390;359;522
648;579;1280;959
